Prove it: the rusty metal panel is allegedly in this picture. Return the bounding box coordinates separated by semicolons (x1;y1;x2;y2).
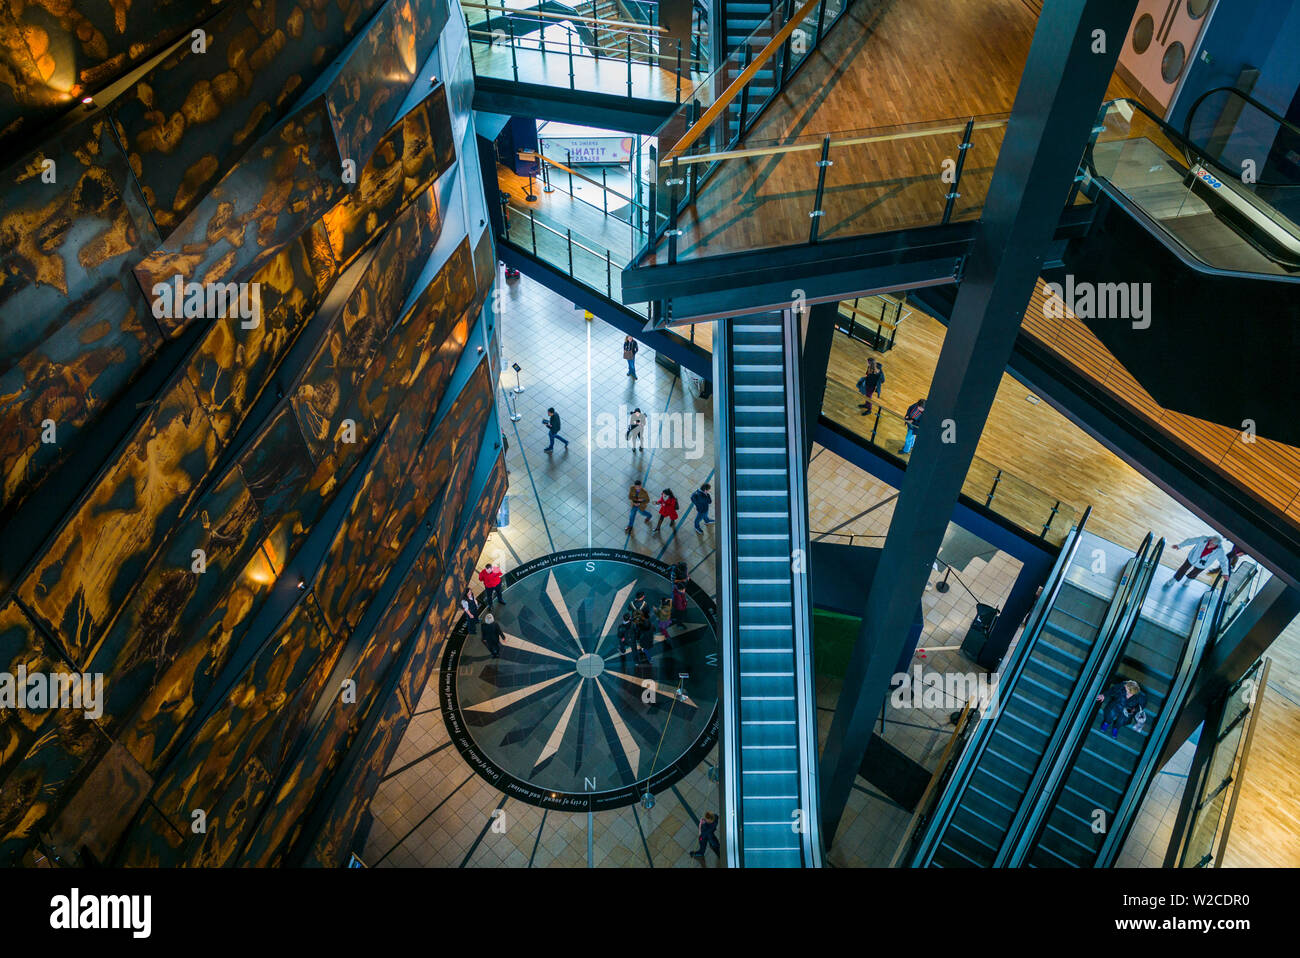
46;741;153;865
86;467;267;734
0;0;225;147
131;98;348;326
320;83;455;271
0;115;163;514
18;375;221;667
0;600;59;780
109;0;387;237
116;542;278;776
303;683;409;867
144;594;336;835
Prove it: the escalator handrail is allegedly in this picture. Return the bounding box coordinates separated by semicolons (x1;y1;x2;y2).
1183;85;1300;191
998;534;1161;865
714;318;744;866
907;506;1094;866
1096;577;1227;867
781;307;824;867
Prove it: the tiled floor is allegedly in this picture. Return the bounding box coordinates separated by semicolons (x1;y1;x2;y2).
362;272;1048;868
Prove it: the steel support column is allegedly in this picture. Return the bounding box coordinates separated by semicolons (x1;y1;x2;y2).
800;302;838;467
817;0;1138;845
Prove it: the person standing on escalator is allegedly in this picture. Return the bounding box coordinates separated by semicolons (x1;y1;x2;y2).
1096;679;1147;738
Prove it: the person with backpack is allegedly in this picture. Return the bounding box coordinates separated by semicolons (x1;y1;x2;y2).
654;488;679;533
543;407;569;452
634;611;655;664
655;597;673;640
617;612;636;656
690;482;714;532
901;398;925;454
623;336;639;378
625;479;652;533
856;358;884;415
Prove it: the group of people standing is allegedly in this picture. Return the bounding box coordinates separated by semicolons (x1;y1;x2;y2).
460;563;507;657
616;563;691;665
856;356;926;455
625;480;714;535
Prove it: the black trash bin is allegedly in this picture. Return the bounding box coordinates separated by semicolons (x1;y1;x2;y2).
960;603;1000;666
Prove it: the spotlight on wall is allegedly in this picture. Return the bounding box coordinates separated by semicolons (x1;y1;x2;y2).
297;578;306;590
81;96;94;107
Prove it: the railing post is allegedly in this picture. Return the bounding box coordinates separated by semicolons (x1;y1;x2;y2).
1041;501;1061;539
688;99;701;200
567;149;574;196
666;156;684;264
869;407;881;445
539;13;546;55
567;29;575;89
467;15;477;73
508;18;518;81
626;34;633;97
602;167;608;215
779;0;797;85
808;135;831;243
529;209;537;256
736;44;753;147
648;143;659;241
815;0;828;41
942;117;975;224
606;249;613;297
542;154;553;193
985;469;1002;508
675;40;683;105
567;228;573;275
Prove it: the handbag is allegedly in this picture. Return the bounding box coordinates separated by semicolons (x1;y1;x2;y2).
856;376;868;395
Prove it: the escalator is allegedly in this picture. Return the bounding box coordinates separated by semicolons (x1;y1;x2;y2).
1014;558;1225;868
910;514;1149;867
715;310;821;867
716;0;779;143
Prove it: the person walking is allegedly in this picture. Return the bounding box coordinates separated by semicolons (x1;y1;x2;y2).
690;482;714;532
856;358;884;415
689;811;721;859
1096;679;1147;738
654;488;679;533
461;586;481;634
1168;533;1230;585
901;398;925;454
625;479;653;533
623;336;639;378
543;407;569;452
478;563;505;605
626;407;646;451
480;611;503;658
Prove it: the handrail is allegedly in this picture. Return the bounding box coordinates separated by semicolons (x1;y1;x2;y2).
1183;85;1300;190
908;507;1093;866
1095;578;1226;866
462;1;670;33
714;318;742;865
666;117;1008;166
889;700;974;867
662;0;822;161
518;150;641;207
998;534;1159;865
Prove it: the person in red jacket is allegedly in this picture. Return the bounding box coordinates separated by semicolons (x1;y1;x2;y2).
478;563;505;605
654;488;679;533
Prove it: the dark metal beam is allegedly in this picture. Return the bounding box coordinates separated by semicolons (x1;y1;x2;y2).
801;303;837;466
471;78;673;136
817;0;1138;845
1158;577;1300;769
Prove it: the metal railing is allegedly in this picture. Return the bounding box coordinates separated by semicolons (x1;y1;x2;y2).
464;2;705;103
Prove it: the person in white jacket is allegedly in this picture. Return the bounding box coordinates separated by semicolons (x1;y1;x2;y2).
1168;534;1230;585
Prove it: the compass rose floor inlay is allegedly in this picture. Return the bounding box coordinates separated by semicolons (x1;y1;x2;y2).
440;550;720;811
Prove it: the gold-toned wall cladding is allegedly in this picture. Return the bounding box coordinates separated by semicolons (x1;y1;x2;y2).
108;0;389;237
0;0;225;146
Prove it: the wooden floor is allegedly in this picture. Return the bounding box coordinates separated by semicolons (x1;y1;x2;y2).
643;0;1137;265
823;304;1210;560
